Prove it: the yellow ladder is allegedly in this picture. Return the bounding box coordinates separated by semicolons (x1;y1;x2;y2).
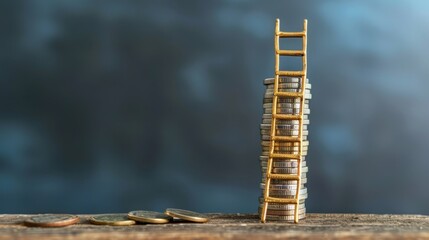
260;19;308;223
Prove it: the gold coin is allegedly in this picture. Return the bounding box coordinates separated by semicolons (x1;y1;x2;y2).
25;214;79;227
89;214;136;226
165;208;209;223
128;210;172;224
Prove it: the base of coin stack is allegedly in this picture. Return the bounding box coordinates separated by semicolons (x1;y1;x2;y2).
259;77;311;221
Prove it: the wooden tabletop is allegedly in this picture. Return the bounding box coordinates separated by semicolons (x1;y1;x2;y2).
1;213;428;239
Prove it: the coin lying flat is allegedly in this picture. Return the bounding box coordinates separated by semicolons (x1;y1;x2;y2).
24;214;79;227
128;210;172;224
165;208;209;223
89;214;136;226
264;213;306;221
264;77;309;85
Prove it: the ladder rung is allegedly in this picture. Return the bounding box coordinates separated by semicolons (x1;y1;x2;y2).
267;173;300;180
276;71;305;77
276;50;305;56
265;197;298;204
271;136;301;142
275;91;303;97
277;31;306;38
270;153;301;159
273;114;302;120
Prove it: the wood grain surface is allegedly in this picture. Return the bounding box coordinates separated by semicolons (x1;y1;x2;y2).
0;213;428;239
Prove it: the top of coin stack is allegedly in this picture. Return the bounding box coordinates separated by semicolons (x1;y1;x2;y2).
259;76;311;221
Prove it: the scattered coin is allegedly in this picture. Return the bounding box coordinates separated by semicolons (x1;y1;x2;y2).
165;208;209;223
89;214;136;226
24;214;79;227
128;210;172;224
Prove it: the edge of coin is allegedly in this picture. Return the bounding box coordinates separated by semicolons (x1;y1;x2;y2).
165;208;209;223
127;210;172;224
89;214;136;226
24;214;80;228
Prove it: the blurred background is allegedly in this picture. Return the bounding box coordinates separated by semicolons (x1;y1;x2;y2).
0;0;429;214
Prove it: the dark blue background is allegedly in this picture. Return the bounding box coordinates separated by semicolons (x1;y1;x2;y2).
1;0;429;214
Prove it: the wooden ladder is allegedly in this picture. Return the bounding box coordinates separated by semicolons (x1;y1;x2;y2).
260;19;308;223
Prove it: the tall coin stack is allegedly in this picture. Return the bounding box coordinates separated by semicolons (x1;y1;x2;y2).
259;76;311;221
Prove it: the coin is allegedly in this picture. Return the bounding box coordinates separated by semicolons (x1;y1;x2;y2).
165;208;209;223
259;196;306;204
24;214;79;227
262;113;309;119
261;147;308;154
265;83;311;90
264;108;310;115
262;166;309;174
265;88;311;94
263;102;309;108
258;207;306;215
259;203;305;211
262;173;307;180
260;124;307;130
264;93;312;100
261;140;309;147
264;77;309;85
127;210;172;224
264;98;310;104
89;214;136;226
264;213;306;221
268;178;308;185
260;182;304;190
262;118;310;124
261;136;307;142
260;129;309;135
263;81;311;88
260;159;306;168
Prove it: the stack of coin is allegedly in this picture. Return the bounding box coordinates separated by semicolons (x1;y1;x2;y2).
259;77;311;221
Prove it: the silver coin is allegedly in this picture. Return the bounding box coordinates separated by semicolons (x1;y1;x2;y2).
261;135;307;141
260;159;306;165
259;155;306;161
262;166;309;174
268;178;308;185
260;193;308;201
264;108;310;115
259;159;306;168
264;98;310;104
264;213;306;221
263;103;309;109
260;162;307;169
259;196;306;204
262;118;310;125
259;203;305;211
263;187;307;196
264;81;311;89
261;145;308;152
258;207;306;216
260;124;307;130
264;92;313;99
265;86;311;91
265;88;311;94
261;140;309;147
261;150;308;156
265;82;312;89
265;192;308;199
264;77;309;85
260;182;305;190
261;129;309;135
262;172;307;180
262;114;309;119
261;152;307;157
